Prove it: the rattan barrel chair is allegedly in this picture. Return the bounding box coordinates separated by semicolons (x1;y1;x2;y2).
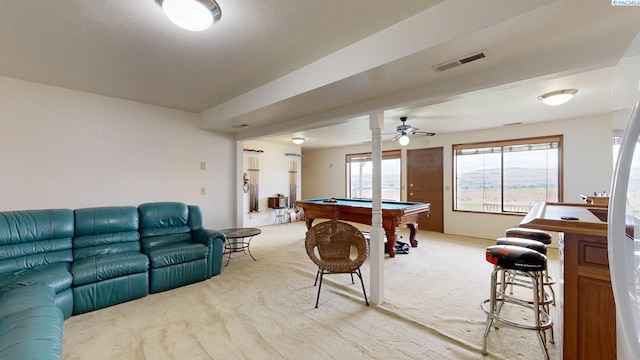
304;220;369;308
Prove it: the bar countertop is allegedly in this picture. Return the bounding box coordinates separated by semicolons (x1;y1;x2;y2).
519;201;608;237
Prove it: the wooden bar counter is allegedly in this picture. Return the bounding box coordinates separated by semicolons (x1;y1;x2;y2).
519;202;615;360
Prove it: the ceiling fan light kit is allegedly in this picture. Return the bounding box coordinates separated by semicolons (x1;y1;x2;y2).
538;89;578;106
389;116;435;146
155;0;221;32
398;133;410;146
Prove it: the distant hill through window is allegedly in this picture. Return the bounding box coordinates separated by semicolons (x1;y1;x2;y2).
454;136;562;213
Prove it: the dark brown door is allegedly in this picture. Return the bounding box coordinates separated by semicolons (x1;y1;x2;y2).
407;147;443;232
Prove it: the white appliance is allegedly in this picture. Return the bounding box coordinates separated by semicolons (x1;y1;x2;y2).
609;102;640;360
608;28;640;360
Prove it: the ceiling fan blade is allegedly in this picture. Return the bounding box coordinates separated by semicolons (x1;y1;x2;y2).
412;131;436;136
392;133;401;141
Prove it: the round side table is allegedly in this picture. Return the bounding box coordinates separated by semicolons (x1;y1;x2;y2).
220;228;262;266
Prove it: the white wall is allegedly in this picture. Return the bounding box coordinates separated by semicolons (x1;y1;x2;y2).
0;76;235;229
2;74;613;238
302;114;613;244
301;142;401;199
241;140;302;227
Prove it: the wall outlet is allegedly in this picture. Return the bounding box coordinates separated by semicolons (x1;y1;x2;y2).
201;187;206;195
200;162;206;170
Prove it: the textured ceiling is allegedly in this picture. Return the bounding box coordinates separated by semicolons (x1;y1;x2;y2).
0;0;442;112
1;0;640;148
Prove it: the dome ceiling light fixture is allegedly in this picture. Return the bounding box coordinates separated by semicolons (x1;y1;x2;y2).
538;89;578;106
155;0;222;32
292;137;305;145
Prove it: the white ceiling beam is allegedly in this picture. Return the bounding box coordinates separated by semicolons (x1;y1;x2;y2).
199;0;557;130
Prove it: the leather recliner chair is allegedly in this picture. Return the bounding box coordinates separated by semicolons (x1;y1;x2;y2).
138;202;226;293
71;206;150;315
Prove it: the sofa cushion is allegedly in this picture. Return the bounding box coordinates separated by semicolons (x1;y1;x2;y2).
71;252;149;287
0;305;63;360
0;285;56;319
74;239;141;259
75;206;139;236
0;209;73;274
141;233;192;252
0;239;72;275
139;202;189;234
73;206;141;260
0;262;72;295
0;209;74;244
145;242;208;269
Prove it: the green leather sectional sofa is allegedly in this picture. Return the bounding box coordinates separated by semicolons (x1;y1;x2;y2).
0;202;226;359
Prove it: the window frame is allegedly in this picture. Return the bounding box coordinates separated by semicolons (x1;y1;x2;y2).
345;150;402;200
452;135;563;215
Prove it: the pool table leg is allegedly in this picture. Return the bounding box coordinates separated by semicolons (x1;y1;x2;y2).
407;223;418;247
386;223;418;257
305;218;315;229
384;229;397;258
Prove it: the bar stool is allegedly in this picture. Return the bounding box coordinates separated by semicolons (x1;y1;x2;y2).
496;237;551;302
505;228;556;306
481;245;553;359
496;237;555;344
505;228;552;244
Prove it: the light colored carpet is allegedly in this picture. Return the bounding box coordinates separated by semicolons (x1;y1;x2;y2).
62;222;560;359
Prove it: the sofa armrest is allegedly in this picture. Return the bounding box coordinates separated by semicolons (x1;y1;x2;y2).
192;229;226;277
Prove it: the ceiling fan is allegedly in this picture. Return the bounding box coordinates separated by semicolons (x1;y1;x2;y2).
386;116;435;145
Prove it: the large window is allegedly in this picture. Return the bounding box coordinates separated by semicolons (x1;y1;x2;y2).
346;150;401;201
454;136;562;214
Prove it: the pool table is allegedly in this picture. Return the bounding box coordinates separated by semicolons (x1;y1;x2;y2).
296;198;430;257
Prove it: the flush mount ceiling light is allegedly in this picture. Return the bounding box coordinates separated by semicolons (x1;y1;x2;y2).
292;137;305;145
398;132;410;146
538;89;578;106
155;0;221;32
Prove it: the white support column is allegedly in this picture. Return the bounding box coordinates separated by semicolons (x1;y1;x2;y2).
235;140;244;228
369;112;384;305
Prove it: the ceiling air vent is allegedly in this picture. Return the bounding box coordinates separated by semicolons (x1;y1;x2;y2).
432;51;486;72
503;122;523;127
